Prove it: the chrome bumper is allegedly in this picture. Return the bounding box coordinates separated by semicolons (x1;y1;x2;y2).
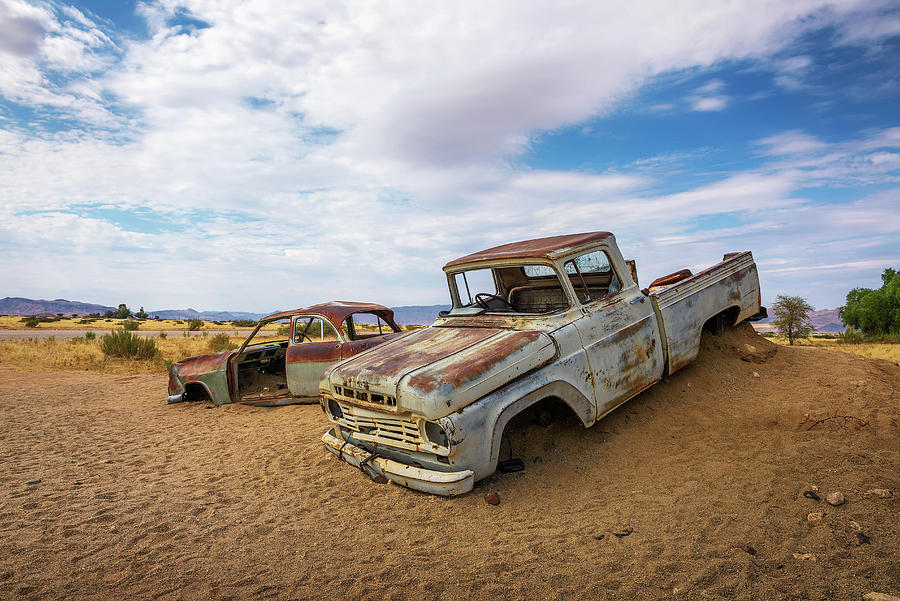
167;393;184;404
322;430;474;496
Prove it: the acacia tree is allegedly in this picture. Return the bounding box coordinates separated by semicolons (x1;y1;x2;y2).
771;295;814;345
840;268;899;336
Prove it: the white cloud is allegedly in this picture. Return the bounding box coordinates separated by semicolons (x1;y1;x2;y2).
0;0;898;311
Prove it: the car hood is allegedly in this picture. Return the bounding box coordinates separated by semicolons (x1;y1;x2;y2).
325;326;557;419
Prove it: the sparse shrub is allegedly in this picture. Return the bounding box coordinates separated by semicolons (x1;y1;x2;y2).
231;319;256;327
100;329;158;360
122;319;140;331
208;332;237;352
201;331;208;337
159;332;168;339
187;319;203;331
838;328;866;344
24;317;40;328
85;331;96;341
276;324;289;336
182;331;190;338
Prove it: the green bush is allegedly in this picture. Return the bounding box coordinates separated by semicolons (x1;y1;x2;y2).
23;317;40;328
159;332;167;339
84;331;96;341
122;319;140;331
187;318;203;331
276;324;289;336
838;328;866;344
208;333;237;352
100;329;159;360
231;319;256;327
841;268;899;336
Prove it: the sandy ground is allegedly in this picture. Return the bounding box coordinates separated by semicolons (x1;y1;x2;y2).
0;324;897;600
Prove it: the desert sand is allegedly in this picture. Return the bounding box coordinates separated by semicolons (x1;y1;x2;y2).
1;324;897;600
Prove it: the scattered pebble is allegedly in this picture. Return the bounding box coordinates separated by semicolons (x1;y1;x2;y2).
733;543;756;555
593;534;605;541
74;481;82;486
803;490;821;501
807;512;824;523
750;557;762;568
856;532;872;546
103;459;112;464
863;593;900;601
484;492;500;505
793;552;816;561
866;488;892;498
26;479;41;485
752;371;760;378
826;491;845;506
613;528;634;538
850;520;862;532
534;456;543;463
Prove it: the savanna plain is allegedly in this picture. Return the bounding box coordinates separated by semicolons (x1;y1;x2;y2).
0;323;897;600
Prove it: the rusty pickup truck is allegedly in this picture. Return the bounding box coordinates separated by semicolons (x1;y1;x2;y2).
167;302;402;407
319;232;766;495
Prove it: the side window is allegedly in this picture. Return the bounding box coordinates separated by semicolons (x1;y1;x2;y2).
453;268;497;306
564;250;622;302
293;316;339;344
343;313;392;340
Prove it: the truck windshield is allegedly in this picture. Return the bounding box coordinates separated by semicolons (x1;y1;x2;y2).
450;264;570;314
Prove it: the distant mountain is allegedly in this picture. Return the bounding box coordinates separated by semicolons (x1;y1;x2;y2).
755;308;844;333
0;297;114;316
390;305;449;325
0;296;448;325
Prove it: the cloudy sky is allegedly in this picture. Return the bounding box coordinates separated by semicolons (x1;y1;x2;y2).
1;0;898;313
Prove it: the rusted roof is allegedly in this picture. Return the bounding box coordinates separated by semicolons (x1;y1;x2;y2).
261;301;398;329
443;232;613;269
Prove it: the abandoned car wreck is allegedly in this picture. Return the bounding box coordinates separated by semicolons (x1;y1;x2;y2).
167;301;403;407
319;232;766;495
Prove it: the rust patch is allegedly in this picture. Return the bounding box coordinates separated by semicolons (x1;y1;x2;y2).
648;269;692;289
286;342;341;364
444;232;612;268
175;351;231;379
406;331;544;394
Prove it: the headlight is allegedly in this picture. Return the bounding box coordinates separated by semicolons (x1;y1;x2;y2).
422;420;448;448
327;398;344;420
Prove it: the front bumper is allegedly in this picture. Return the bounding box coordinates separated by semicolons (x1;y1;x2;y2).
167;393;184;404
322;430;474;496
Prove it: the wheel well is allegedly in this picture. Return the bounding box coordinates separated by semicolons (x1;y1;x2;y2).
498;396;582;461
703;306;740;335
183;383;211;402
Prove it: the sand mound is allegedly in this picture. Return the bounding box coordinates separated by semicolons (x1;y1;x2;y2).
0;325;897;600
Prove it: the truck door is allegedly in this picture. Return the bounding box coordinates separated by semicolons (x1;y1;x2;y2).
285;316;343;398
567;250;665;418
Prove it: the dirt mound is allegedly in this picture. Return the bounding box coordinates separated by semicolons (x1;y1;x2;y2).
0;325;897;600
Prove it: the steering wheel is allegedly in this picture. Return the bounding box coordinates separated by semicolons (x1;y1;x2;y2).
295;332;312;343
475;293;514;311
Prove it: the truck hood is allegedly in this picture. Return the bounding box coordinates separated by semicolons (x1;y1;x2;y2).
325;326;557;419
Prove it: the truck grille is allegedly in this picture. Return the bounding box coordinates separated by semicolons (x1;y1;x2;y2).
333;402;423;450
333;385;397;407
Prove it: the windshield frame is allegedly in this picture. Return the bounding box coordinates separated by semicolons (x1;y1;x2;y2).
444;258;577;316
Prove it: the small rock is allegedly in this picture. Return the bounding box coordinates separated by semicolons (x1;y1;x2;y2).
485;492;500;505
733;543;756;555
593;533;605;541
856;532;872;546
752;371;760;378
803;490;821;500
863;593;900;601
807;512;824;523
26;479;41;485
533;456;542;463
809;484;819;492
866;488;892;498
613;528;634;538
850;520;862;532
750;557;762;568
103;459;112;464
826;491;845;506
74;481;82;486
793;552;816;561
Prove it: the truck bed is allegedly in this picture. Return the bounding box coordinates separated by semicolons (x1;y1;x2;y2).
650;251;762;373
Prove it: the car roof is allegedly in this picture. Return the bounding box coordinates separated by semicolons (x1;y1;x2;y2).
261;301;398;329
443;231;613;269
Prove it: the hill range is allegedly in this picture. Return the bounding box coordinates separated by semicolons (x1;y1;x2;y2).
0;297;448;326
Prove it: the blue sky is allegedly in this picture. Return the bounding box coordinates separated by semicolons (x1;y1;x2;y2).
0;0;898;312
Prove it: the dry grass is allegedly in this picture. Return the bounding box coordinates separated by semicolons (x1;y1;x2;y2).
0;315;277;332
0;333;263;374
767;335;900;362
